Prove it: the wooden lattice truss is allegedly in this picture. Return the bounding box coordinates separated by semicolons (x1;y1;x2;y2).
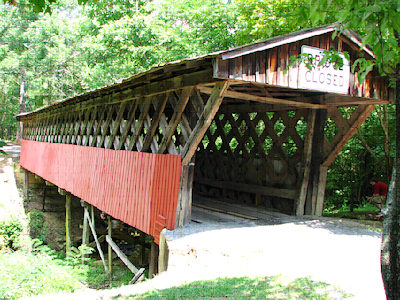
21;80;384;219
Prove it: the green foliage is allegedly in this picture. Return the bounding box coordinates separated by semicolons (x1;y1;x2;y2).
0;216;23;250
0;139;6;155
124;275;348;299
0;244;84;299
28;211;48;242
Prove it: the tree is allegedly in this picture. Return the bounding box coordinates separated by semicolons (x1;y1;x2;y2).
298;1;400;298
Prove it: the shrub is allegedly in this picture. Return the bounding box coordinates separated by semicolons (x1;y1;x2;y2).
0;216;23;251
28;211;48;242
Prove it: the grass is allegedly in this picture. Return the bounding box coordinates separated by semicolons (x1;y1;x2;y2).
120;276;349;299
0;243;135;299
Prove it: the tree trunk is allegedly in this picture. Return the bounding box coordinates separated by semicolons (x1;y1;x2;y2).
380;50;400;298
15;70;26;143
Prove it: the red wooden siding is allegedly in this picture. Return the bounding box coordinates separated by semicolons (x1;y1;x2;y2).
20;140;181;244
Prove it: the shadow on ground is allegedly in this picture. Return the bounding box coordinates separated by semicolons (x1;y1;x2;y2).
117;275;349;299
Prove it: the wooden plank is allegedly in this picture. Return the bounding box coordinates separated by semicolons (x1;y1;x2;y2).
65;194;72;254
149;242;159;278
195;177;298;200
158;87;193;154
106;235;139;274
181;81;230;165
85;207;108;272
197;86;327;109
106;102;127;149
90;106;106;147
98;104;115;148
323;95;391;106
158;229;169;273
142;94;169;152
108;216;112;274
116;100;139;150
127;99;152;151
315;165;328;216
323;104;375;167
296;109;316;216
17;69;216;122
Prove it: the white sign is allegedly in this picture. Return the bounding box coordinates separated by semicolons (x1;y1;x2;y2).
298;45;350;94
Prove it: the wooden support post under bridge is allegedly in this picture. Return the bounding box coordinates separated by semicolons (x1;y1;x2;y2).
65;193;72;254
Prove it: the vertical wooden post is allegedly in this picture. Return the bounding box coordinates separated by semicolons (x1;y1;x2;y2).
42;186;47;212
305;108;327;215
108;215;112;274
23;168;29;202
65;194;72;254
149;242;159;278
315;165;328;216
176;158;195;227
158;230;169;273
139;233;146;266
82;202;90;245
296;109;316;216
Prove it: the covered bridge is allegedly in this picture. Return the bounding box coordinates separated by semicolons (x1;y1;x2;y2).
17;24;391;262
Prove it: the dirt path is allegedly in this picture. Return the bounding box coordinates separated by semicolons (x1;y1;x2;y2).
39;207;385;300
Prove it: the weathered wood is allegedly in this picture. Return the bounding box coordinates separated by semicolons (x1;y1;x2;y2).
315;165;328;216
85;206;108;272
65;194;72;254
98;103;115;148
86;234;105;248
305;109;327;215
149;242;159;278
23;169;29;201
176;161;194;227
116;99;139;150
142;94;169;152
196;177;298;200
323;104;375;167
107;215;112;274
81;202;90;252
90;106;106;147
105;235;139;273
158;229;169;273
296;109;316;216
127;99;152;151
158;87;193;154
106;101;127;149
58;187;67;196
324;95;391;106
197;85;327;109
181;81;230;165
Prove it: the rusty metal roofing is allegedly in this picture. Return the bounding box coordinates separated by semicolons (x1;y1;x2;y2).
20;140;181;244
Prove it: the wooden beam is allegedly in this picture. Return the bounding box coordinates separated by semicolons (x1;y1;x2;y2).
142;94;169;152
106;235;145;283
197;85;328;109
127;99;152;151
116;99;139;150
23;169;29;202
324;94;392;106
85;206;108;272
323;104;375;167
315;166;328;216
106;101;127;149
158;229;169;273
65;194;72;255
158;87;193;154
181;81;230;165
296;109;316;216
108;216;112;274
105;235;139;273
149;242;159;278
17;69;215;122
196;177;298;200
